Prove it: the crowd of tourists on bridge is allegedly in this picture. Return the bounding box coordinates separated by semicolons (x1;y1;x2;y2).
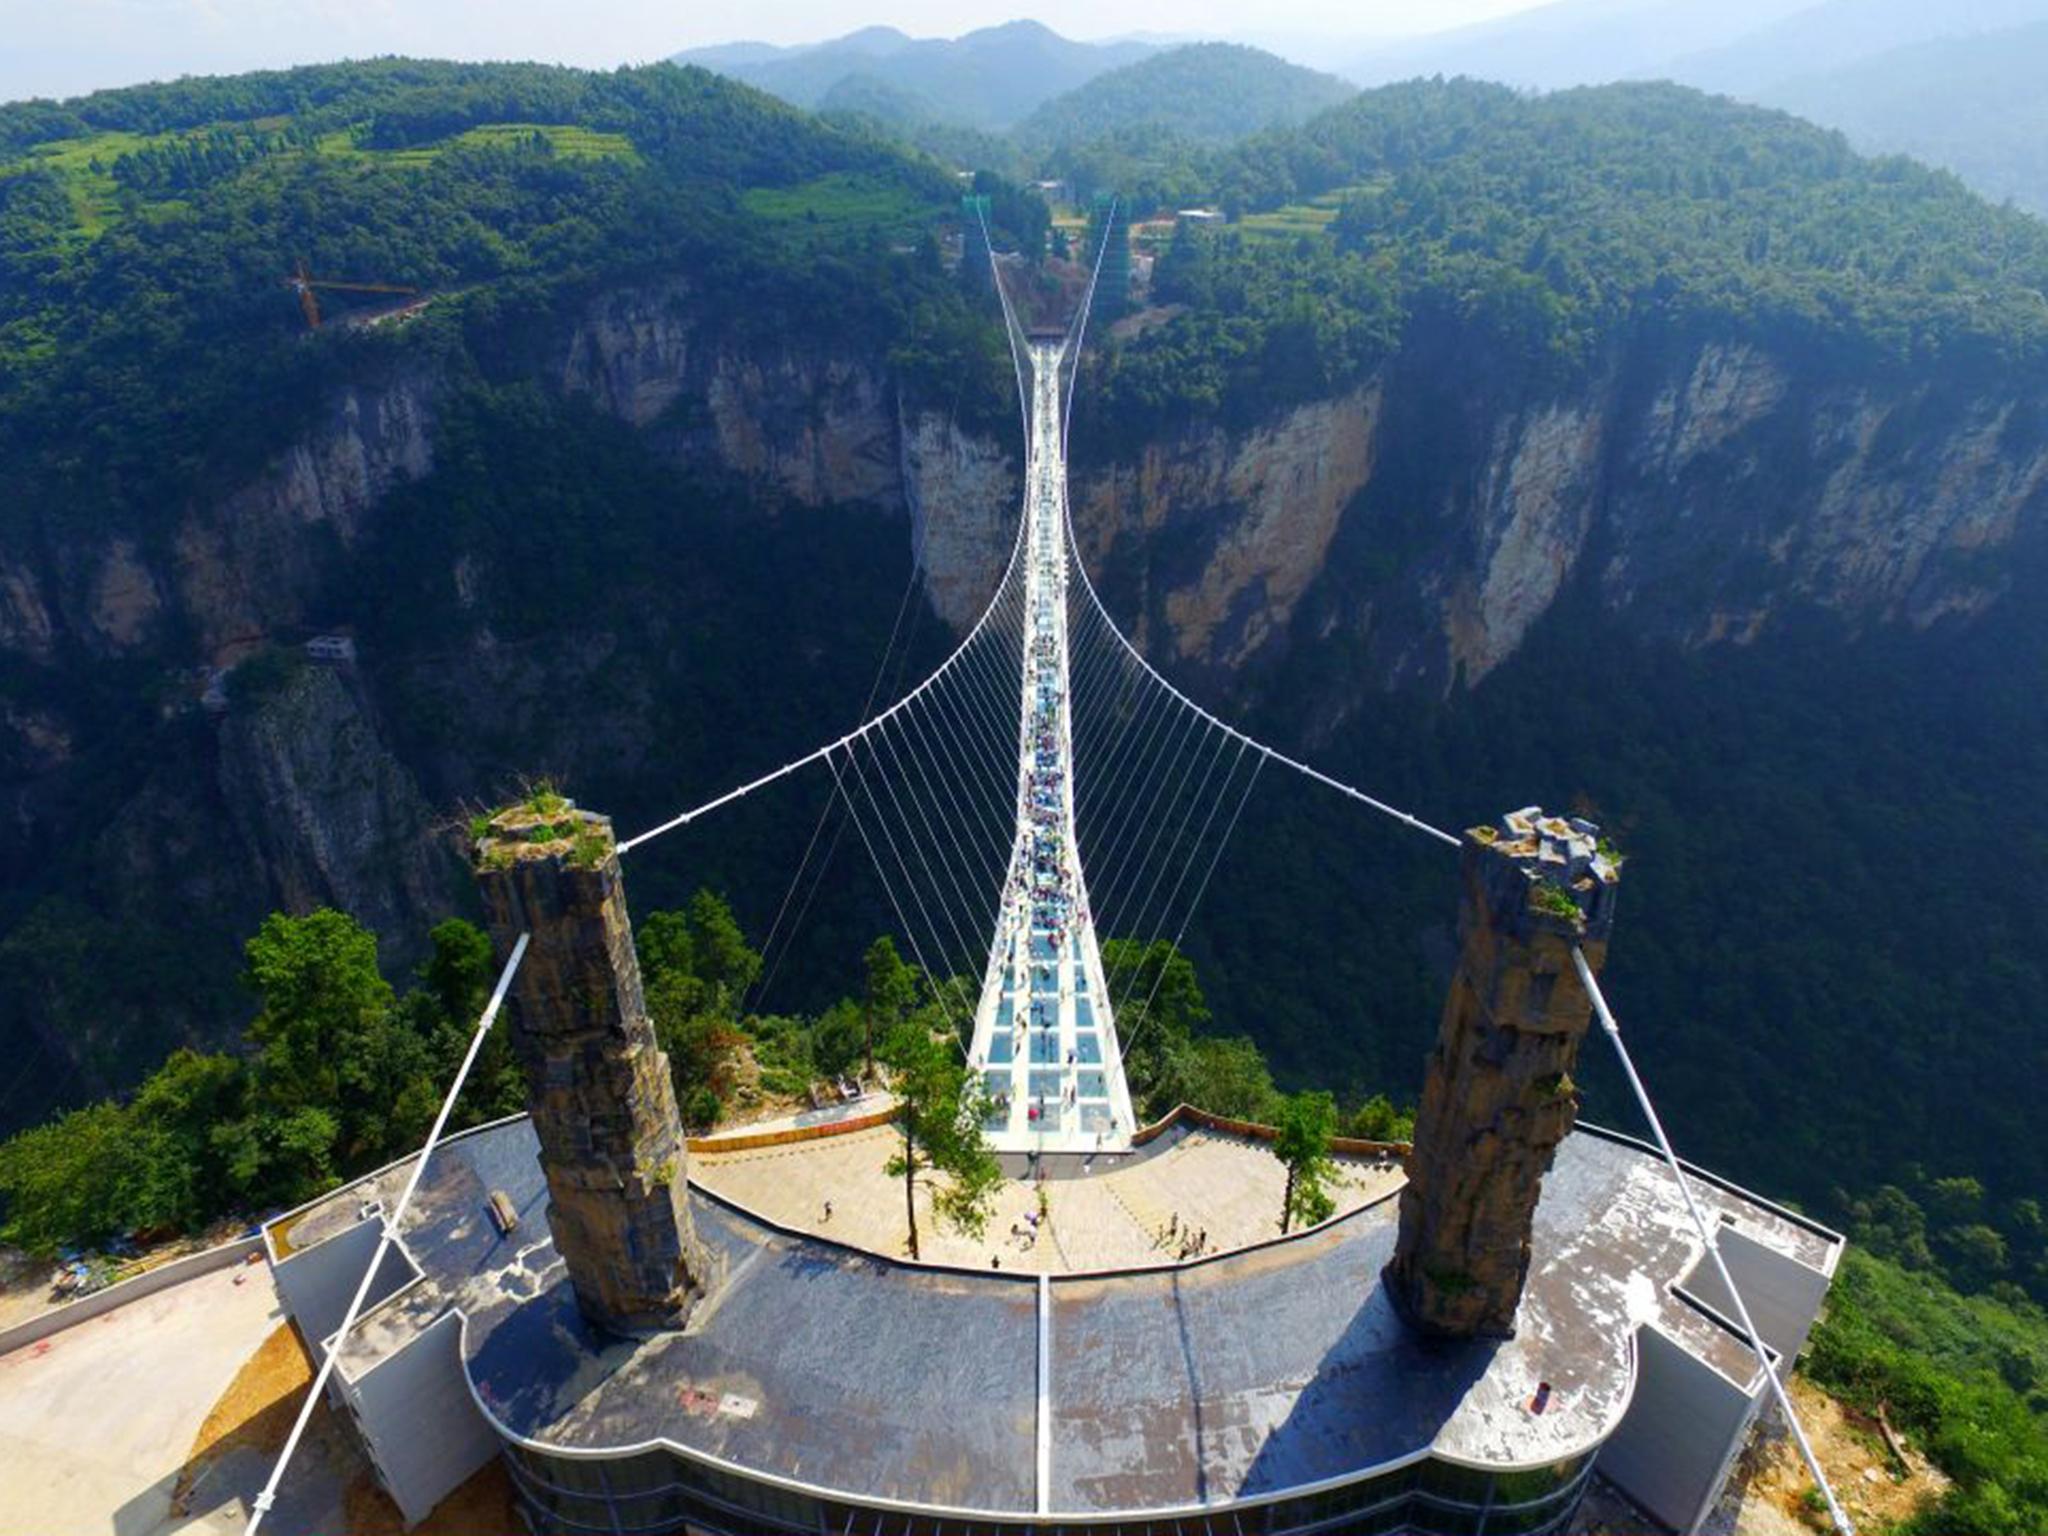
988;480;1100;1134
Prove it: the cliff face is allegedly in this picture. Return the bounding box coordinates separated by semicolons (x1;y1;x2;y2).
1065;332;2048;699
1071;384;1383;670
214;665;448;944
175;377;441;661
0;278;1018;1106
7;281;2048;1117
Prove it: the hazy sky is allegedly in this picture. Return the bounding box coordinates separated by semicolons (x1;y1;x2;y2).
0;0;1547;105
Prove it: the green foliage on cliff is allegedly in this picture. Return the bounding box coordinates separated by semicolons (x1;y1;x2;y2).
1073;78;2048;447
1808;1248;2048;1534
1015;45;1354;154
0;910;515;1254
0;58;1010;537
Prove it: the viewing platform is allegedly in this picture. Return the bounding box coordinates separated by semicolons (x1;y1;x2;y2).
264;1108;1840;1534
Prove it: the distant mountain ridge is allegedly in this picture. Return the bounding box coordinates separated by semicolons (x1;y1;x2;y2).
1662;0;2048;95
673;20;1159;130
1752;20;2048;215
1339;0;1817;92
1015;43;1355;150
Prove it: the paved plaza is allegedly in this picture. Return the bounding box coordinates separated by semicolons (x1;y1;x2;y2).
692;1123;1404;1271
0;1261;284;1536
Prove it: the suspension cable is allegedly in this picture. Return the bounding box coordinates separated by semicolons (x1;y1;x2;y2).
1572;947;1855;1536
1058;508;1459;850
247;933;530;1536
618;509;1026;855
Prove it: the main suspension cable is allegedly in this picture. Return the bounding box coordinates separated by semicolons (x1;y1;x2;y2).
247;933;530;1536
1573;947;1855;1536
1059;516;1460;850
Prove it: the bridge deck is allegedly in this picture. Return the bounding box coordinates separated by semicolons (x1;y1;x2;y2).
967;341;1137;1152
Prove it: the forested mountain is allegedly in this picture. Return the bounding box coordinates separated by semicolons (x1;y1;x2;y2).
6;56;2048;1342
1056;81;2048;1290
672;20;1157;130
6;53;2048;1529
1337;0;2048;215
0;58;1024;1133
1014;44;1354;152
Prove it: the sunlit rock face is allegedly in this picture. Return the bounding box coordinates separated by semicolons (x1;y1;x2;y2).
1062;329;2048;698
1388;808;1620;1339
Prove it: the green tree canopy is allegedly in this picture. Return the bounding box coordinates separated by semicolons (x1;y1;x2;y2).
243;909;433;1169
879;1018;1000;1260
1273;1090;1338;1234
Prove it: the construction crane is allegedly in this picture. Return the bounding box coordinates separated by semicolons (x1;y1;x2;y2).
284;261;419;330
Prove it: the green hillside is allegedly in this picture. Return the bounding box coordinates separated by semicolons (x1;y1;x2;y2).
1015;43;1356;151
1082;77;2048;441
0;60;1019;539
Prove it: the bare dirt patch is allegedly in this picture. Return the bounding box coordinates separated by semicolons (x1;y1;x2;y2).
170;1319;312;1513
168;1316;517;1532
1725;1378;1948;1534
343;1457;518;1534
1574;1376;1948;1536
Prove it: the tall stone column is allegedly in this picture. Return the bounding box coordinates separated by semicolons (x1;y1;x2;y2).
473;797;707;1336
1386;807;1621;1339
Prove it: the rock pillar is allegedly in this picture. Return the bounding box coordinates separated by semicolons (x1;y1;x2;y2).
1386;807;1621;1339
473;797;706;1335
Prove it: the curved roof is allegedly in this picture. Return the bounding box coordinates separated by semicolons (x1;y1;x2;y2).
297;1118;1836;1522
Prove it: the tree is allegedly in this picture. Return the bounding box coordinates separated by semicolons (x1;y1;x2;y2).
879;1019;1000;1261
1154;1035;1280;1124
863;935;917;1079
1274;1090;1338;1235
811;998;866;1080
636;908;699;997
129;1047;248;1226
647;970;736;1117
0;1102;172;1255
1101;938;1213;1111
1344;1093;1414;1144
636;890;762;1018
686;889;761;1006
420;916;493;1024
412;918;525;1125
242;909;432;1174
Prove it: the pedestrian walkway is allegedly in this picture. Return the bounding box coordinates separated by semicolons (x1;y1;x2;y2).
966;340;1137;1152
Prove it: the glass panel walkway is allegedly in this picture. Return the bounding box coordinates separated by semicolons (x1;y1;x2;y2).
966;342;1137;1152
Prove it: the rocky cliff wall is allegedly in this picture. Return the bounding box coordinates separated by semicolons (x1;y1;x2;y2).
0;277;1019;1100
1064;332;2048;698
9;283;2048;1117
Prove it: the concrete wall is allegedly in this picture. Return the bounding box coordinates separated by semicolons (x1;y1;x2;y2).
0;1235;264;1358
343;1311;500;1525
1599;1324;1762;1533
1682;1223;1834;1369
1132;1102;1408;1159
270;1215;417;1356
